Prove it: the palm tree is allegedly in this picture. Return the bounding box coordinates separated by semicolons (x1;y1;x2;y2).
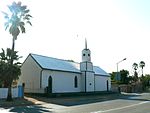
132;63;138;71
132;63;138;82
3;1;32;56
0;48;21;87
139;61;145;77
2;1;32;101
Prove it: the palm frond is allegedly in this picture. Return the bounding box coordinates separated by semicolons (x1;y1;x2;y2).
17;1;22;6
8;5;13;13
23;15;31;20
9;26;13;34
19;24;25;33
24;9;29;14
19;22;25;26
1;11;9;19
14;62;22;65
0;48;6;61
6;48;11;60
25;14;32;18
1;11;8;16
9;26;20;38
26;21;32;26
13;27;20;38
3;1;32;38
4;22;10;30
21;5;27;11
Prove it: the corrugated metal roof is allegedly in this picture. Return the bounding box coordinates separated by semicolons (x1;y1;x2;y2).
93;66;109;76
30;54;109;76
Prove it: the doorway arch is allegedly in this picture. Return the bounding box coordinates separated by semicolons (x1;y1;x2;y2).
48;76;52;93
107;80;109;91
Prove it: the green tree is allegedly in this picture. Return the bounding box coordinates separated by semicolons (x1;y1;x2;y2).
110;70;130;84
0;48;21;101
143;74;150;86
120;69;129;84
2;1;32;101
0;79;2;88
139;74;150;91
139;61;145;77
110;72;116;81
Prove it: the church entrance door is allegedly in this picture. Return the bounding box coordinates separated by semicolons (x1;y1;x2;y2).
107;80;109;91
48;76;52;93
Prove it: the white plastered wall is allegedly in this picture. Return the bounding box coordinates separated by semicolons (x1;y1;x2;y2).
18;55;42;93
86;71;95;92
95;75;111;91
42;70;81;93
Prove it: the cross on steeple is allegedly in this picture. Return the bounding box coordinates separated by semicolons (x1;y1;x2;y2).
85;38;87;49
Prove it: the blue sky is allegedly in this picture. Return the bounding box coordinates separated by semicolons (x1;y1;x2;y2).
0;0;150;75
115;0;150;27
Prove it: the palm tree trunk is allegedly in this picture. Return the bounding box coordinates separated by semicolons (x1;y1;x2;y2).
10;37;15;64
142;67;144;78
140;67;145;91
6;37;15;101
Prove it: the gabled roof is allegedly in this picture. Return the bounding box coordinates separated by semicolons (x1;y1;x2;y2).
93;66;109;76
30;54;80;73
30;54;110;76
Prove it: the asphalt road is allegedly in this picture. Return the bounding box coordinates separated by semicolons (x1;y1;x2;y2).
0;93;150;113
55;97;150;113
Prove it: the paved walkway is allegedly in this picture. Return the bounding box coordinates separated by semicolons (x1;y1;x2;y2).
0;93;122;108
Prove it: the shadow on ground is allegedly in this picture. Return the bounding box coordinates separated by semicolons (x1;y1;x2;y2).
0;98;53;113
1;93;149;113
8;105;52;113
0;98;33;108
27;93;149;106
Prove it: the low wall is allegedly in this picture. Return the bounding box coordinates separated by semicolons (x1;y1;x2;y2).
111;83;143;93
111;83;119;92
0;86;23;99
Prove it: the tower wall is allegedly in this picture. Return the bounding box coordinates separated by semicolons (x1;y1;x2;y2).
85;71;95;92
82;49;91;62
80;39;95;92
80;62;93;72
80;71;95;92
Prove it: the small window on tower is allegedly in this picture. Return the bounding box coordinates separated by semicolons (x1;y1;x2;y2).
88;54;90;56
83;54;85;56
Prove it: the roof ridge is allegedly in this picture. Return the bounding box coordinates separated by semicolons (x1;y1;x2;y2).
30;53;79;64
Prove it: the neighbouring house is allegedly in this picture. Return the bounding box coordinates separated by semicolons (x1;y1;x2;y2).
18;41;111;93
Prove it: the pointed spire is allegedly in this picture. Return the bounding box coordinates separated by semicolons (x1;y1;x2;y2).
85;38;87;49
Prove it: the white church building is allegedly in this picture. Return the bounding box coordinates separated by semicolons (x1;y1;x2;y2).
18;41;111;93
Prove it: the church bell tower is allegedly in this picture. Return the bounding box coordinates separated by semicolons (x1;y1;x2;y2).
82;39;91;62
80;39;95;92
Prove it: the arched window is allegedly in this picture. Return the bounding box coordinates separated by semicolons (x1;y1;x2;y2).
107;80;109;91
74;76;78;88
48;76;52;93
